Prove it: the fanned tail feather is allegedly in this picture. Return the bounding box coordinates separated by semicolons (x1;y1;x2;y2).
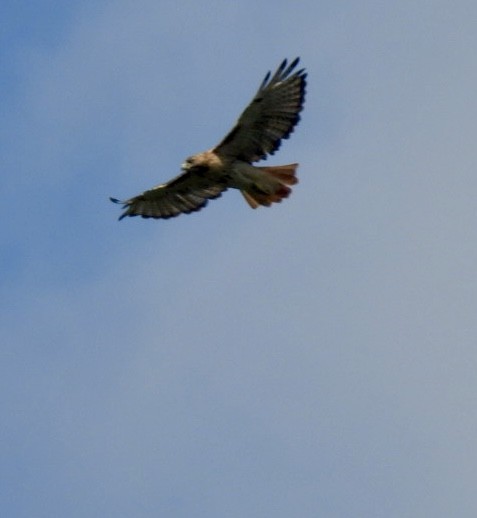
240;163;298;209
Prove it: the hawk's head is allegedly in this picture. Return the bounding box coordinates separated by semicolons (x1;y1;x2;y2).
181;151;221;175
181;156;197;171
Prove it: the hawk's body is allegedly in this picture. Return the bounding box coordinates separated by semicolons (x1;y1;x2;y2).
111;58;306;220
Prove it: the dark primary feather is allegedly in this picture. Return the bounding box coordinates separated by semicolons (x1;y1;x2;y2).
110;170;226;220
214;57;307;163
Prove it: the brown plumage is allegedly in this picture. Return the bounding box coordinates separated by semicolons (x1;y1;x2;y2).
111;58;306;220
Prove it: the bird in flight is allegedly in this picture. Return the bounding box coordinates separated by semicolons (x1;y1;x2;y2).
111;58;306;220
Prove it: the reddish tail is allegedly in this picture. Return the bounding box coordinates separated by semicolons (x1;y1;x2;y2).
241;163;299;209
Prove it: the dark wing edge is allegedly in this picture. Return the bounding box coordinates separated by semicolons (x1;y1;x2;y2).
110;172;226;220
214;57;307;163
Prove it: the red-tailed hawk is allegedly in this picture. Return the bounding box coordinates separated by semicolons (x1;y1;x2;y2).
111;58;306;220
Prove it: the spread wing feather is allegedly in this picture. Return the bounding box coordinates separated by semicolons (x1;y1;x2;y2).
214;57;307;163
110;171;226;220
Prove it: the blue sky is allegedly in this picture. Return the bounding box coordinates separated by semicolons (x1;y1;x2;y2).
1;1;477;516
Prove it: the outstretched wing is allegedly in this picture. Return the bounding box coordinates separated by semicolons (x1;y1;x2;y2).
110;171;226;220
214;57;307;163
